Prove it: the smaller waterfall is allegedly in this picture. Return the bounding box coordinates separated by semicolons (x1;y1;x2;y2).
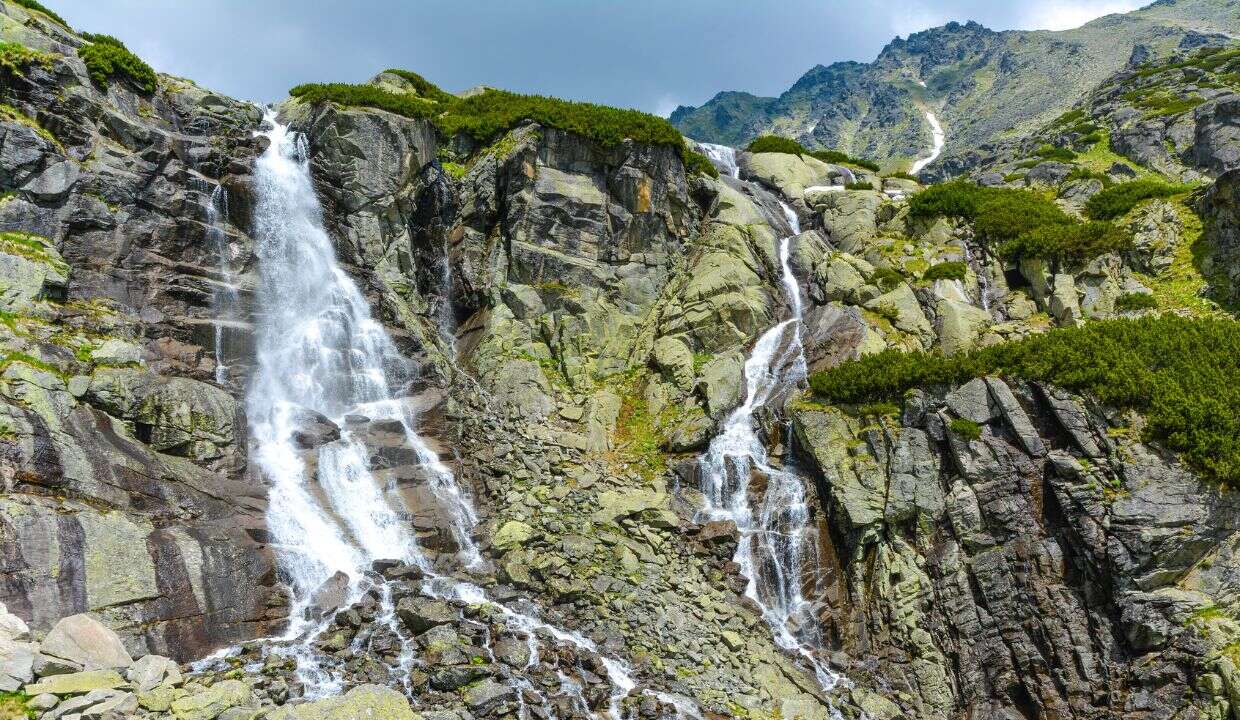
205;185;238;384
698;142;741;179
697;203;844;699
910;110;945;175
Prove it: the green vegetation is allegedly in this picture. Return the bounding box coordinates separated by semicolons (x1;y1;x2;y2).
1051;108;1086;127
683;148;719;178
0;691;34;720
910;181;1131;264
745;135;806;156
0;104;59;148
290;79;717;175
0;41;53;76
79;33;157;94
871;301;901;325
380;68;456;103
884;171;919;182
809;315;1240;485
1115;292;1158;312
922;261;967;282
997;220;1130;263
0;231;67;274
949;418;981;440
869;266;903;290
12;0;67;27
1035;143;1076;162
743;135;880;171
845;181;874;190
1085;178;1196;221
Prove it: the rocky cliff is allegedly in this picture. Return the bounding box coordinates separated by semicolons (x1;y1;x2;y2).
1;2;1239;720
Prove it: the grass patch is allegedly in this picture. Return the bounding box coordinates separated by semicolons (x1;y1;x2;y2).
949;418;981;440
1035;144;1076;162
846;181;874;191
884;171;919;182
922;261;967;282
0;104;59;148
1115;292;1158;312
683;148;719;178
0;691;34;720
869;266;904;291
0;231;67;275
1085;179;1196;221
0;41;53;76
809;315;1240;485
79;33;157;94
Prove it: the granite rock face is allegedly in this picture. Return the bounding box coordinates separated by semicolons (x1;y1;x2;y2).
791;377;1240;719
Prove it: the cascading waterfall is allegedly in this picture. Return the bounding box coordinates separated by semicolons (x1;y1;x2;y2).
205;184;238;384
697;203;845;700
698;142;741;179
246;110;695;719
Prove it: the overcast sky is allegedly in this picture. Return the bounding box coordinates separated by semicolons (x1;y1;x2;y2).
54;0;1147;114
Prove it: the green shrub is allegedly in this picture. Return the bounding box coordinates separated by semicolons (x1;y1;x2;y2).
869;267;904;290
381;68;456;104
808;315;1240;485
1116;292;1158;312
1064;166;1112;187
972;189;1073;246
922;261;967;281
1085;178;1195;220
871;301;901;324
683;148;719;178
290;82;441;120
884;171;919;182
1052;108;1086;126
949;418;981;440
810;148;880;172
1035;144;1076;162
79;33;157;94
0;691;35;720
845;181;874;190
908;181;985;220
291;80;721;181
0;41;52;75
997;221;1130;263
746;135;808;155
12;0;67;27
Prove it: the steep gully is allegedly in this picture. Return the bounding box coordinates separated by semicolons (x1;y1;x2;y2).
210;112;781;718
910;80;946;176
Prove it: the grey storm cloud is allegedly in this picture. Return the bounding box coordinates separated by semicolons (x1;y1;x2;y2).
53;0;1146;114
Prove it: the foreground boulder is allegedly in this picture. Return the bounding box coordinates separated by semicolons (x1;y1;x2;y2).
38;614;133;672
266;684;416;720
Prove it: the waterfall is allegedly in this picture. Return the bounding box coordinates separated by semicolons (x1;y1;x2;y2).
910;110;945;175
245;110;695;719
697;203;845;700
205;185;238;384
698;142;741;179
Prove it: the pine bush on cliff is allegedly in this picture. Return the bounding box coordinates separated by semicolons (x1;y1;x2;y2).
79;33;157;94
910;181;1130;263
1084;178;1196;221
808;316;1240;485
290;80;716;176
744;135;881;171
381;68;456;104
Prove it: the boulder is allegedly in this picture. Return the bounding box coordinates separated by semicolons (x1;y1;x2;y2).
463;678;518;714
169;679;251;720
266;684;416;720
126;654;183;693
39;615;132;671
0;603;29;642
24;669;127;695
492;520;535;551
395;597;457;634
0;638;36;691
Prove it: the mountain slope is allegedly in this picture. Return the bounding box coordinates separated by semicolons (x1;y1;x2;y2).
671;0;1240;172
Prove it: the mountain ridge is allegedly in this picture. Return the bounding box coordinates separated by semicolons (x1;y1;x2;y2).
671;0;1240;173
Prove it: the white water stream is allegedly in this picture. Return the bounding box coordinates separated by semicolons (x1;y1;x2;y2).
246;110;693;718
698;142;741;179
910;110;945;175
697;203;845;701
